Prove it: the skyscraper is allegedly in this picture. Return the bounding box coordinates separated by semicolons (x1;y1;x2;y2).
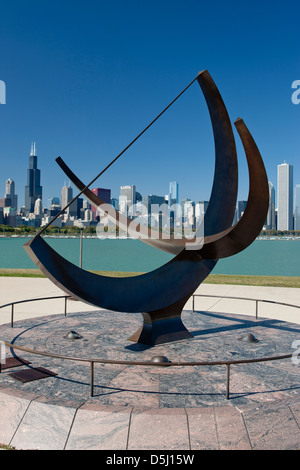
277;163;293;230
34;197;43;216
5;179;18;210
25;142;42;214
168;181;179;207
237;200;247;221
294;184;300;231
91;188;111;219
61;182;73;211
1;179;18;211
195;201;209;217
266;181;276;230
142;194;167;227
169;181;179;219
61;182;77;216
119;185;136;216
48;197;60;210
142;194;166;213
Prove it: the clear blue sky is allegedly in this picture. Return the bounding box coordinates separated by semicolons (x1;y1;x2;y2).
1;0;299;208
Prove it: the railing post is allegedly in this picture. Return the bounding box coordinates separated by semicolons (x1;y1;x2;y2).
90;361;94;397
255;300;259;319
192;295;194;313
11;303;14;328
226;364;230;399
64;297;68;316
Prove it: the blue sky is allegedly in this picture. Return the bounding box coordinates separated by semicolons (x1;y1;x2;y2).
0;0;299;208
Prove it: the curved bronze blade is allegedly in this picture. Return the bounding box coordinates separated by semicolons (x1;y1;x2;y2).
196;118;269;259
24;234;216;313
197;70;238;236
55;70;238;255
23;117;267;313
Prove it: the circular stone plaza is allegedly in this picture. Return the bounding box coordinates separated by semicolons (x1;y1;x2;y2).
0;277;300;450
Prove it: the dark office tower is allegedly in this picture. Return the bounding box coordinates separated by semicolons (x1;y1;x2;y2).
91;188;111;219
25;142;42;214
169;181;179;219
237;200;247;221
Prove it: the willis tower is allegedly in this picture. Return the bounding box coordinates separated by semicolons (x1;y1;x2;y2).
25;142;42;214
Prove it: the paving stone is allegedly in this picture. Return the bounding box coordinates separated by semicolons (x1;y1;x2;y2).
10;397;78;450
0;387;38;445
240;401;300;450
186;407;219;449
66;403;132;450
214;406;251;450
127;408;190;450
289;401;300;428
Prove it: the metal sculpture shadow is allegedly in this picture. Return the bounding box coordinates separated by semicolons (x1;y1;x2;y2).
24;70;269;346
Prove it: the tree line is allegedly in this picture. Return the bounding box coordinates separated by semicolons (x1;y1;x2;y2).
1;225;300;238
0;225;97;235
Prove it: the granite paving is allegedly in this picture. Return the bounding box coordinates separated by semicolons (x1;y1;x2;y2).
0;302;299;450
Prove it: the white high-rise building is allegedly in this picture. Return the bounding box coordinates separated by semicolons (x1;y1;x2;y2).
61;182;77;216
84;209;94;222
195;201;208;219
277;163;293;230
61;182;73;210
119;185;136;217
294;184;300;231
34;197;43;216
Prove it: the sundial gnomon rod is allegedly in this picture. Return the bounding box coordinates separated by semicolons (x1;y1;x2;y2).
37;74;199;236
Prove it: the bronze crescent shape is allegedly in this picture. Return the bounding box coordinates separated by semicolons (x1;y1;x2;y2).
197;118;269;259
23;71;268;344
23;117;267;311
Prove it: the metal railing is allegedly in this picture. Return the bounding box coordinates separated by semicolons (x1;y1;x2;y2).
0;293;298;400
0;295;70;328
192;293;300;320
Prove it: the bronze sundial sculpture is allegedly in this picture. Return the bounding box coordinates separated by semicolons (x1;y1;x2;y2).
24;70;269;346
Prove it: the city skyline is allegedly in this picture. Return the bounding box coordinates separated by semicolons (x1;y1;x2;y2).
2;142;300;219
2;135;300;212
1;140;300;233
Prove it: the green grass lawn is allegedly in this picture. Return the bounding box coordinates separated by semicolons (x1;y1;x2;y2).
0;268;300;288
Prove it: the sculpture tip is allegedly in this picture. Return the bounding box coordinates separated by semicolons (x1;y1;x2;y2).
234;117;244;125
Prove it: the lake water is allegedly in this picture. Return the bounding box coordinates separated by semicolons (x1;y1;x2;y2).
0;237;299;277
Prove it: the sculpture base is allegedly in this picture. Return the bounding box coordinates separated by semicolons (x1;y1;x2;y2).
128;298;193;346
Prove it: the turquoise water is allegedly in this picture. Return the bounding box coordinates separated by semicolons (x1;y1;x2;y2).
0;237;300;277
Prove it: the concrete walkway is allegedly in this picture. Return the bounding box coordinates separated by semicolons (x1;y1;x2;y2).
1;277;300;325
0;277;300;450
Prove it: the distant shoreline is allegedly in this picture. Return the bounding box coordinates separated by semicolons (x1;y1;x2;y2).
1;235;300;241
0;269;299;288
